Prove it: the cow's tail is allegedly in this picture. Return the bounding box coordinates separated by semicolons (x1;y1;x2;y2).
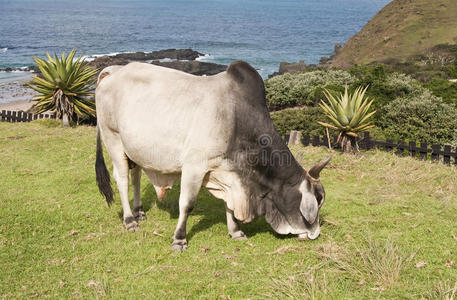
95;127;113;206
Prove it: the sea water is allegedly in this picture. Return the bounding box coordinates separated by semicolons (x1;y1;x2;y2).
0;0;390;78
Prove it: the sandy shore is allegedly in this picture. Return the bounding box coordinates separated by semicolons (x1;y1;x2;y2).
0;73;36;111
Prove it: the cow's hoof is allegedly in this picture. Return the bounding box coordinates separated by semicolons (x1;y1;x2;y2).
171;239;188;252
133;209;147;222
229;230;247;241
124;216;139;232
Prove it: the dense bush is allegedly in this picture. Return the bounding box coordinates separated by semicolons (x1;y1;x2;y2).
350;65;426;110
270;107;328;137
423;78;457;106
377;92;457;146
265;70;354;110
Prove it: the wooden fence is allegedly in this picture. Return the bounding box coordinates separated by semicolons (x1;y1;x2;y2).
286;131;457;166
1;110;56;122
1;109;456;165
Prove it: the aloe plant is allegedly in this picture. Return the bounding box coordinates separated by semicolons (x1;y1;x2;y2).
318;86;376;153
27;50;98;126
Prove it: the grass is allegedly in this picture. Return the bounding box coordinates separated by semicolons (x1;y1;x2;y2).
0;120;456;299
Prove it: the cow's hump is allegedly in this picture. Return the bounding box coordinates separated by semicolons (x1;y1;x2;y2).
226;61;266;107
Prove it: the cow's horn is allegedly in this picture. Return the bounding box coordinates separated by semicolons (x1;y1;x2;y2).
308;157;331;179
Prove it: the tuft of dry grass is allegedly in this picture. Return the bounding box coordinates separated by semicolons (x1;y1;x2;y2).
267;264;334;300
422;281;457;300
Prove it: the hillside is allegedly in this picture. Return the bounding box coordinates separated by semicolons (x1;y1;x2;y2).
328;0;457;68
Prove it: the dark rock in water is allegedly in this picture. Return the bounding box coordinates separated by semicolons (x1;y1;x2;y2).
279;61;307;75
88;56;129;71
268;61;308;78
114;48;203;61
5;67;13;72
87;48;208;74
150;60;227;76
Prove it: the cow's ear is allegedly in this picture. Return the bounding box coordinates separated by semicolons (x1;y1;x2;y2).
300;191;318;224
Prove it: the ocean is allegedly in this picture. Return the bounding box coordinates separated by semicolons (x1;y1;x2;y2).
0;0;390;79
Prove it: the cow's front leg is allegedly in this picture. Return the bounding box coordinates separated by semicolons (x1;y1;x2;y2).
131;166;146;221
225;205;247;240
172;167;205;251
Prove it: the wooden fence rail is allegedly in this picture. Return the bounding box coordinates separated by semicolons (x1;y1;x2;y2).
2;110;456;165
286;131;457;166
0;110;56;122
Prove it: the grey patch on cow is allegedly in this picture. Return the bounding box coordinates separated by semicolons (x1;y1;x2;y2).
171;238;188;252
133;206;146;221
127;156;137;169
123;216;139;231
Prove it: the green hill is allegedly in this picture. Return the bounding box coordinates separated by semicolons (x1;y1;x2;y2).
329;0;457;68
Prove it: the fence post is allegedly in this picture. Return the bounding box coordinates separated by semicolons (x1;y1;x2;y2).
1;110;5;122
12;111;17;122
360;132;371;150
288;130;302;146
17;111;22;122
419;143;428;160
396;140;406;156
443;145;452;165
301;134;310;147
431;145;441;161
385;139;394;151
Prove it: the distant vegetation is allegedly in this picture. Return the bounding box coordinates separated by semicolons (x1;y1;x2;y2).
268;64;457;146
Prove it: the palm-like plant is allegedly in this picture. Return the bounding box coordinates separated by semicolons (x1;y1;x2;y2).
27;50;98;126
318;86;376;153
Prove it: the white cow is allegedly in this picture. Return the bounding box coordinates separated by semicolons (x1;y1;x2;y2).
95;61;330;251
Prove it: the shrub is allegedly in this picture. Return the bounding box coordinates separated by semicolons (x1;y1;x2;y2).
265;70;354;110
350;65;426;110
377;91;457;146
423;78;457;106
270;107;327;137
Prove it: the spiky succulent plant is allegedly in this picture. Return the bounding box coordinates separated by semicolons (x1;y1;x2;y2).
27;50;98;126
318;86;376;152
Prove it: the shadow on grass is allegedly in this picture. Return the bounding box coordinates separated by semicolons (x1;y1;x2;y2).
117;179;273;242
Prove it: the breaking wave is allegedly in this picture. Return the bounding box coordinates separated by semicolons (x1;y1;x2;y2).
0;48;7;53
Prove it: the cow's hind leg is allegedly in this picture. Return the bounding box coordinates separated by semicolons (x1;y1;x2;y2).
105;137;138;231
131;165;146;221
225;205;247;240
172;166;205;251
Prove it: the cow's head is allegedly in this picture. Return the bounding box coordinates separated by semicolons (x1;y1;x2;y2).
264;157;331;240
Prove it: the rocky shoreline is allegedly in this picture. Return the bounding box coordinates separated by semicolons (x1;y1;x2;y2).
0;48;228;111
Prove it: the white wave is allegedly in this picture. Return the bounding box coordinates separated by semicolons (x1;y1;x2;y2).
196;53;211;61
159;58;177;63
0;48;7;53
82;52;123;62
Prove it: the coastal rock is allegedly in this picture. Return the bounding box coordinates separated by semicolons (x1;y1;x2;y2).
114;48;203;61
268;60;317;78
278;61;306;75
87;48;208;74
150;60;227;76
88;56;129;71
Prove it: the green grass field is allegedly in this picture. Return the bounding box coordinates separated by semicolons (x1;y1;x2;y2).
1;121;456;299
